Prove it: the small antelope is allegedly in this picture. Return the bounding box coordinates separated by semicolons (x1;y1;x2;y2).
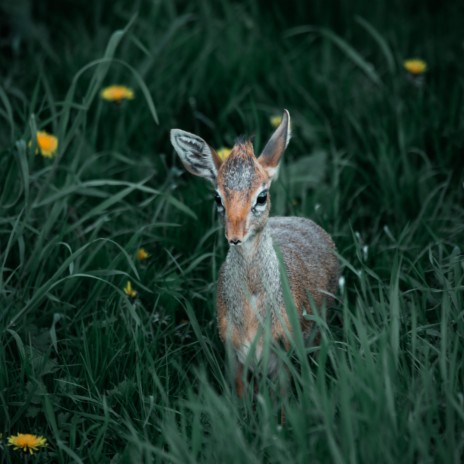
170;110;338;399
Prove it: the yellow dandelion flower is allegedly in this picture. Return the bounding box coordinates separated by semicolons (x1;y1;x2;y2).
101;85;135;102
403;59;427;75
8;433;47;454
29;131;59;158
123;280;137;298
270;115;282;128
136;248;150;261
217;147;232;162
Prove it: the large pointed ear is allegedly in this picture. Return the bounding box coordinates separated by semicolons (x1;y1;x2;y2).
257;109;291;180
170;129;222;184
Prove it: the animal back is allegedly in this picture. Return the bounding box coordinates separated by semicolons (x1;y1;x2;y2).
269;216;338;313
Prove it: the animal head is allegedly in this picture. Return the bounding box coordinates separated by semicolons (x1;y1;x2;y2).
170;110;291;246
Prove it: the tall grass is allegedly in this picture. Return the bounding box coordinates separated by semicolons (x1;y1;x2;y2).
0;1;463;462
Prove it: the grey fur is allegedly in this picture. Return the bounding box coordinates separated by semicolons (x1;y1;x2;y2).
222;152;256;193
218;216;338;373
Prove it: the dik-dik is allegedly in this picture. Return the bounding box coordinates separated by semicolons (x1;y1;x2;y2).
170;110;338;397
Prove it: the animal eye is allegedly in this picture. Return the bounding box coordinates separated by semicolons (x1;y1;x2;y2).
214;193;223;208
256;191;267;205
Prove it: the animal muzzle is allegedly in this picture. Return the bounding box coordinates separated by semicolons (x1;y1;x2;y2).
226;218;247;246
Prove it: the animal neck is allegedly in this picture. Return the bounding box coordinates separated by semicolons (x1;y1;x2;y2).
224;222;283;313
227;224;279;286
229;224;268;256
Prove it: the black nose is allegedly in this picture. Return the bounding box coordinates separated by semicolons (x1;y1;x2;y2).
229;239;242;246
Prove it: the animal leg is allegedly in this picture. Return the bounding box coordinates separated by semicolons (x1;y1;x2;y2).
235;363;245;398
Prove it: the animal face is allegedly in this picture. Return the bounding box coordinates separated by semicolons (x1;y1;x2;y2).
215;140;271;245
170;110;291;246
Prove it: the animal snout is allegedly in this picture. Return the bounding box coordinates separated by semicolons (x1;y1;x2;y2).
225;217;246;245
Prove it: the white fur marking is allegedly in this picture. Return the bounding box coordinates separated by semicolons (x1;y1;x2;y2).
283;109;291;149
266;166;279;179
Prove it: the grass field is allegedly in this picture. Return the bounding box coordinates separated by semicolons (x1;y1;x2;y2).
1;1;463;462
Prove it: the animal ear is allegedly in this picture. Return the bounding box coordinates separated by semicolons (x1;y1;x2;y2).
257;109;291;180
170;129;222;183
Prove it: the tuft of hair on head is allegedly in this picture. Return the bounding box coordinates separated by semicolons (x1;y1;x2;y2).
230;135;255;161
234;135;253;146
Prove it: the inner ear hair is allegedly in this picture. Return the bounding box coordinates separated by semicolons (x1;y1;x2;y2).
170;129;220;183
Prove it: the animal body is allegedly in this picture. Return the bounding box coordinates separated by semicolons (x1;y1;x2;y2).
170;110;338;399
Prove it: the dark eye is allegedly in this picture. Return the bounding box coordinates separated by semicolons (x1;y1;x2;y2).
256;191;267;205
214;193;223;208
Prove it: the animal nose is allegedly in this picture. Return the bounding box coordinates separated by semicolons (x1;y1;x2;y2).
229;239;242;246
